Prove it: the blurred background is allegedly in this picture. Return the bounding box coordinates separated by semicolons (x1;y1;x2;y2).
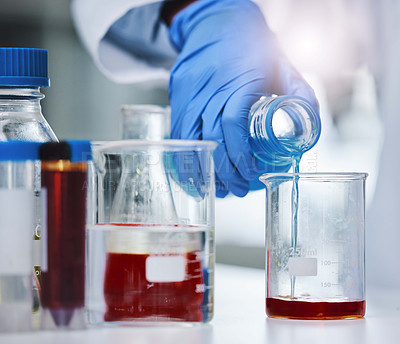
0;0;386;269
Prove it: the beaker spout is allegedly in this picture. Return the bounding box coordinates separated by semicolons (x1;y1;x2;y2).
259;173;290;189
259;174;274;187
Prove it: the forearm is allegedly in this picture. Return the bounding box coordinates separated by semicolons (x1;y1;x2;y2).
161;0;198;26
71;0;177;83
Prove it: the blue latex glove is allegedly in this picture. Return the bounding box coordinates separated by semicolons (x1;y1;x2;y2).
164;150;210;199
168;0;319;198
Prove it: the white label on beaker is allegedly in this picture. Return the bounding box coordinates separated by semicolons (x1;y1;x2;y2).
146;255;186;282
288;257;317;276
0;189;34;275
41;188;48;272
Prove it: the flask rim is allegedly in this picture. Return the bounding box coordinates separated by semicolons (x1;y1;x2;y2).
92;139;218;154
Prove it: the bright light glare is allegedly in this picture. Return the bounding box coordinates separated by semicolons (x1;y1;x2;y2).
283;28;326;71
296;32;322;59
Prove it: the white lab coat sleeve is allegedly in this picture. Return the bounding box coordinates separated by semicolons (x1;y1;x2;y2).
71;0;178;83
366;0;400;289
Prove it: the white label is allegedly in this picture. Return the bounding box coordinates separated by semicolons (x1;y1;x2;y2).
146;255;186;282
288;257;318;276
0;189;34;275
33;239;41;266
40;188;48;272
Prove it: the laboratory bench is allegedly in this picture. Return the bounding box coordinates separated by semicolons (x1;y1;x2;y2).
1;264;399;344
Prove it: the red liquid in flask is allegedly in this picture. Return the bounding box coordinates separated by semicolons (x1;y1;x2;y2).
103;251;204;322
266;297;365;319
41;166;87;326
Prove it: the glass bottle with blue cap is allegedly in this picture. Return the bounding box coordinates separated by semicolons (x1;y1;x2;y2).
0;47;59;310
0;47;57;142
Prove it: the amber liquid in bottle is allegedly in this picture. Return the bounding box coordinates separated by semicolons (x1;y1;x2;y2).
40;161;87;326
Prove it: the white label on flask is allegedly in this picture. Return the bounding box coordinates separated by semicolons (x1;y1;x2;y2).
41;188;48;272
0;189;34;275
146;255;186;282
288;257;318;276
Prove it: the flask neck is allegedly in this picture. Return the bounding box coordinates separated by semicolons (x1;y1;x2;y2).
0;87;44;114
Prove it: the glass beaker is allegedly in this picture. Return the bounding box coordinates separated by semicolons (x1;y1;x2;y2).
260;173;367;320
87;140;217;325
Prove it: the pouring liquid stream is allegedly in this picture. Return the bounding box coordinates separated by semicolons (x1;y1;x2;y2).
290;154;301;299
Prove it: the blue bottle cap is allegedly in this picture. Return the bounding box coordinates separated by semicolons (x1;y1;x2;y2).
0;48;49;87
0;141;40;161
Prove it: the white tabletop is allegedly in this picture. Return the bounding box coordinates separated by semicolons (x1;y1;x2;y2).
1;264;399;344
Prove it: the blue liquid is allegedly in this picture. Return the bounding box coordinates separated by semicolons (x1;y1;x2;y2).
250;133;304;297
250;133;303;298
249;136;306;190
248;96;320;298
290;155;301;298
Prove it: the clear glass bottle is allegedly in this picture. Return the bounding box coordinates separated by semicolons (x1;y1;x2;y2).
0;87;57;142
248;95;321;187
0;141;40;332
0;48;57;142
0;48;58;312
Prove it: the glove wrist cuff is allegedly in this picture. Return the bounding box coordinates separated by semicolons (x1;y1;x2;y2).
161;0;198;26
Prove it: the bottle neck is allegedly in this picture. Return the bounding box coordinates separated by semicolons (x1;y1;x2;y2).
249;96;321;158
0;87;44;114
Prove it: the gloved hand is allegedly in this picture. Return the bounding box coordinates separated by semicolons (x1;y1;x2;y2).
167;0;318;198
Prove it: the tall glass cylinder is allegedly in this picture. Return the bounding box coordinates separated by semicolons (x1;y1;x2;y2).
121;105;170;140
40;141;91;330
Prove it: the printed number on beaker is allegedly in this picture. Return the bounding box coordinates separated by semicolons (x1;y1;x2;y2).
288;247;317;257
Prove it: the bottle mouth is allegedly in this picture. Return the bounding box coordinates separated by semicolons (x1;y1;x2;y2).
265;96;321;155
0;87;44;99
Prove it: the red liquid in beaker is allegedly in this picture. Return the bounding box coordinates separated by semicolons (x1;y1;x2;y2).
266;297;365;319
104;251;204;322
